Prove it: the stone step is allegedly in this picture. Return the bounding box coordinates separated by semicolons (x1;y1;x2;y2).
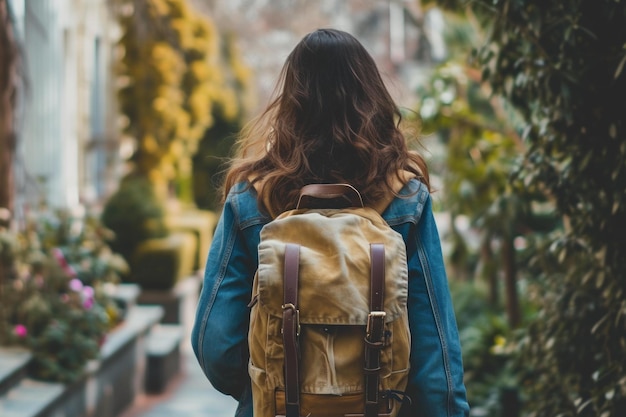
144;324;184;394
0;347;33;397
0;305;165;417
0;378;64;417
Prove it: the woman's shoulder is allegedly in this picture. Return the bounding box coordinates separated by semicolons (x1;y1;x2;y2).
225;182;271;226
398;177;429;198
382;178;430;225
224;177;429;225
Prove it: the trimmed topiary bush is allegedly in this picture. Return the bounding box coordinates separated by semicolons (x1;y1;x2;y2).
101;175;168;264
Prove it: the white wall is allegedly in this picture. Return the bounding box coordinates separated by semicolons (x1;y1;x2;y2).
16;0;118;209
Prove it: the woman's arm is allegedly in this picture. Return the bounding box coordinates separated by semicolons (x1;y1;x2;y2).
191;193;256;399
401;195;470;417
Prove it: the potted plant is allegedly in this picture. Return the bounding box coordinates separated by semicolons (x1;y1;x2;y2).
0;206;127;383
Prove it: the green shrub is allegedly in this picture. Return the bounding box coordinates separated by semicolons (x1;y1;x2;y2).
101;175;169;263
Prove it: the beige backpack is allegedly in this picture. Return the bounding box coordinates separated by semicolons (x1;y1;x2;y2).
248;184;411;417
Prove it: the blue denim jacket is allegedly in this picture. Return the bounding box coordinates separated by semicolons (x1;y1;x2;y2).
191;179;470;417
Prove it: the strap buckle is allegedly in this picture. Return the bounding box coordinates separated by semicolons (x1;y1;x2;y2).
366;311;386;337
282;303;301;336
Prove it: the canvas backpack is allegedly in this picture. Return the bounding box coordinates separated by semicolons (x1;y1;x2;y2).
248;184;411;417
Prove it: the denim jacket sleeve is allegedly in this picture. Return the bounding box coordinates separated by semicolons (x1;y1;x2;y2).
191;183;268;400
385;180;470;417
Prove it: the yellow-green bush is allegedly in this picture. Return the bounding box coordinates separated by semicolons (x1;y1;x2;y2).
111;0;250;200
105;1;254;286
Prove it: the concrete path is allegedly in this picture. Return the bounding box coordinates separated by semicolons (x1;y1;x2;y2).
119;274;238;417
120;345;238;417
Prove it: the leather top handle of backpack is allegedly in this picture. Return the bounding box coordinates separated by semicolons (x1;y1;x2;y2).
296;184;364;209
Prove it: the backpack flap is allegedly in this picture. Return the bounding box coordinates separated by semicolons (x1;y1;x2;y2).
256;208;408;324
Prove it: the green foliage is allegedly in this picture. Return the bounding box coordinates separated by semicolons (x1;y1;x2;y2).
418;61;521;225
111;0;252;203
114;0;219;177
192;118;240;210
415;57;558;328
101;175;168;263
425;1;626;415
34;209;129;287
0;207;124;383
191;32;254;211
129;232;195;290
451;280;524;417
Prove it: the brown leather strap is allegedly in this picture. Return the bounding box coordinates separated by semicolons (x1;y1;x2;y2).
364;243;386;417
296;184;364;209
282;243;301;417
369;244;385;312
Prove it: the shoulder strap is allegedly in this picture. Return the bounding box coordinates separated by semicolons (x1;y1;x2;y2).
282;243;301;417
364;243;386;417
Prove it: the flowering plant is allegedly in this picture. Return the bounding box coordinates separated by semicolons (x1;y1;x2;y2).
0;206;128;383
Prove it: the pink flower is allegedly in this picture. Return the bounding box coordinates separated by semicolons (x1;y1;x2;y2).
52;248;77;278
14;324;28;338
82;286;95;310
69;278;83;292
83;298;94;310
82;286;94;299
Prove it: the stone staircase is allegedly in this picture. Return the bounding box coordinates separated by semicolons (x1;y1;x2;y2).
0;283;186;417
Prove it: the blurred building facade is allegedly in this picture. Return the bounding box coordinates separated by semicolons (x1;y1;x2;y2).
10;0;119;211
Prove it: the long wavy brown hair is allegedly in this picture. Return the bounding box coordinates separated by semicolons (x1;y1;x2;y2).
223;28;429;217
